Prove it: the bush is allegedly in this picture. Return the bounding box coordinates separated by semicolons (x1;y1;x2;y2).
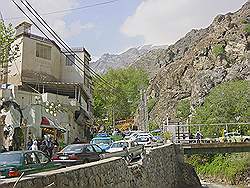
162;131;172;140
212;44;225;57
186;153;250;183
176;98;190;121
147;97;157;113
244;24;250;34
148;120;159;131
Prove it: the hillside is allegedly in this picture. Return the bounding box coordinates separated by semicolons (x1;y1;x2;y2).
92;2;249;125
143;2;250;123
91;45;168;74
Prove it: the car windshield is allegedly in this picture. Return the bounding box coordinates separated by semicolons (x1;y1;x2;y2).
137;137;150;142
136;133;150;137
111;142;128;148
92;139;112;145
62;145;83;153
0;153;21;165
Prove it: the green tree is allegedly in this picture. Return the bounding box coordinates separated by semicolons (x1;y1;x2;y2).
192;80;250;136
148;120;159;131
0;21;18;83
93;67;149;127
176;98;191;122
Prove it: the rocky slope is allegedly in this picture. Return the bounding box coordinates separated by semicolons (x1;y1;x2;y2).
91;45;168;74
139;2;250;123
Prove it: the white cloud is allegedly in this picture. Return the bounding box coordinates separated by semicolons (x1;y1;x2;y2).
1;0;94;39
121;0;247;45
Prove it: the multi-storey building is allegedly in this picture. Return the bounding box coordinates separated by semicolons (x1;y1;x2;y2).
0;21;93;149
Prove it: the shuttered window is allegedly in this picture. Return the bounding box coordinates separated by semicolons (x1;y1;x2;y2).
36;43;51;60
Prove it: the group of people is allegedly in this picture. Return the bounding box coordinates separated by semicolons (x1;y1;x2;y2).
188;131;203;143
27;135;59;158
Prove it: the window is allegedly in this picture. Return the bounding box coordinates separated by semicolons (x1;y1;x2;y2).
36;152;50;164
24;152;39;165
85;145;94;153
92;145;103;153
36;43;51;60
66;54;75;66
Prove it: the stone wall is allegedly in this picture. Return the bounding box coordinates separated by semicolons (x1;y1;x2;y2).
0;144;201;188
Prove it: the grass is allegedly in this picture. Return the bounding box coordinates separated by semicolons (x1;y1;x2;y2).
212;44;225;57
185;153;250;183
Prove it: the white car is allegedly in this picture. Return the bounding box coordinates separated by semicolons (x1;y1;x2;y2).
106;141;129;153
106;140;144;160
135;136;152;146
125;132;153;141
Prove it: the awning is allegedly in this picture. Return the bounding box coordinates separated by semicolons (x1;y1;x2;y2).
40;116;66;133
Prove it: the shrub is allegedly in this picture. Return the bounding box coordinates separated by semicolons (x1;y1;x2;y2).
176;98;191;121
244;24;250;34
147;97;157;113
148;120;159;131
162;131;172;140
212;44;225;57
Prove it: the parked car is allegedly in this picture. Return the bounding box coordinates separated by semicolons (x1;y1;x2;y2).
124;131;139;140
0;150;63;178
51;144;105;166
152;136;164;143
125;131;153;141
219;132;250;143
135;136;153;146
95;133;109;137
90;137;113;151
105;140;144;162
107;140;143;157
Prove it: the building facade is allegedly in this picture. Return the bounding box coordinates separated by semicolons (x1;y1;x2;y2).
0;22;93;150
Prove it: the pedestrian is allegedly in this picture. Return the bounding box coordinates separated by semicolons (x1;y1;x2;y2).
72;137;80;144
223;129;227;137
0;145;7;153
189;133;194;143
31;140;38;151
195;131;202;143
27;136;33;150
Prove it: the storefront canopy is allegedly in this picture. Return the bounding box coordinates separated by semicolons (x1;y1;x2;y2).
40;116;66;133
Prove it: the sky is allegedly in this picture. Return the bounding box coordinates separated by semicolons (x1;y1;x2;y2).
1;0;247;60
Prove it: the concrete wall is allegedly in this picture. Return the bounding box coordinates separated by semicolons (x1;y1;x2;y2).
0;144;201;188
61;52;85;84
8;35;90;86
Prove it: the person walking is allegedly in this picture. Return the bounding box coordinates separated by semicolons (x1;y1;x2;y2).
195;131;202;143
31;140;38;151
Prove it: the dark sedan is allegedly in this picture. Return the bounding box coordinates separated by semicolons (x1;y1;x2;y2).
0;150;63;178
51;144;105;166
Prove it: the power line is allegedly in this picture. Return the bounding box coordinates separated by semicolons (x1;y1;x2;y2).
19;0;116;91
11;0;118;98
5;0;121;21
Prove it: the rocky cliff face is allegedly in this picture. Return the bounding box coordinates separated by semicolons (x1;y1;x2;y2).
142;2;250;123
91;45;168;74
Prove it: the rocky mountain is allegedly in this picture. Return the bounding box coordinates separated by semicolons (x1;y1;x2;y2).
91;45;168;74
145;2;250;122
134;2;250;123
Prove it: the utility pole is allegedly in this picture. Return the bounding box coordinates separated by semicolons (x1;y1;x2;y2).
0;12;4;147
139;89;148;131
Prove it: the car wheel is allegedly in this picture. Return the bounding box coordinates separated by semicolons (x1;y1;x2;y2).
244;139;249;142
83;159;90;164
